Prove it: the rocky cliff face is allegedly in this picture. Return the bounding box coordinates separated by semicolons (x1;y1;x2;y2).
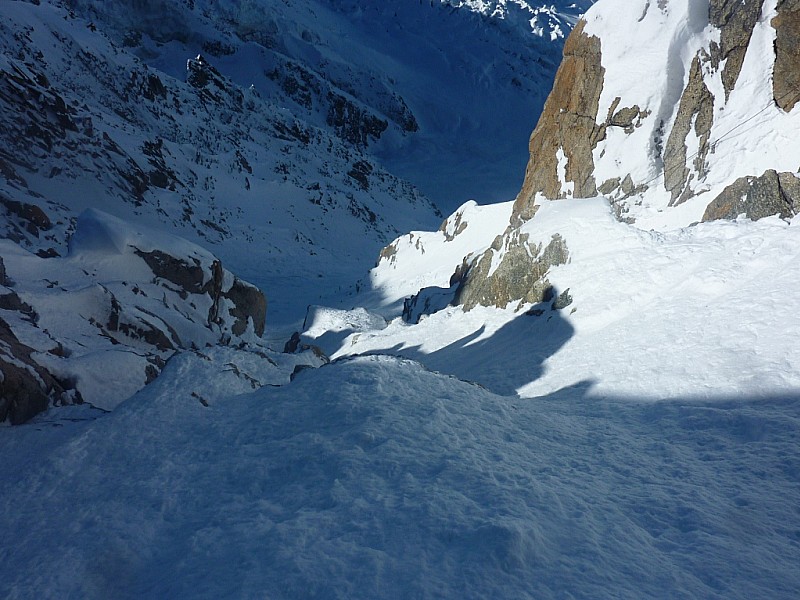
773;0;800;112
512;21;605;224
377;0;800;317
512;0;800;229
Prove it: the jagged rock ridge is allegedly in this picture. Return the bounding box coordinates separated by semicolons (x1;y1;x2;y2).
373;0;800;318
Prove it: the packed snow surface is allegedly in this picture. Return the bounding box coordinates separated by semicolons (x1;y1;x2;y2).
340;198;800;399
6;198;797;598
2;354;798;599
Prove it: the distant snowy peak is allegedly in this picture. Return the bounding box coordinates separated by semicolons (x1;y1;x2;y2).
441;0;593;39
512;0;800;230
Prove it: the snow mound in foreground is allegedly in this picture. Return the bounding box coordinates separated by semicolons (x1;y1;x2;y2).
2;354;798;598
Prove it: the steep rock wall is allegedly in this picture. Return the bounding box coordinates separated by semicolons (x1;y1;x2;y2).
512;21;604;225
510;0;800;229
773;0;800;111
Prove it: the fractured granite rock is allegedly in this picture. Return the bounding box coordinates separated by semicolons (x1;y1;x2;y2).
702;169;800;221
0;317;77;425
773;0;800;112
511;21;605;225
663;56;715;205
709;0;765;100
455;232;569;311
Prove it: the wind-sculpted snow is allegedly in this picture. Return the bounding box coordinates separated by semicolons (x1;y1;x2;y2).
329;197;800;399
1;355;798;598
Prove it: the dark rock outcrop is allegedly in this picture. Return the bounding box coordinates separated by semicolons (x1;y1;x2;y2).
0;318;76;425
702;170;800;221
224;278;267;337
709;0;765;100
283;331;329;363
403;285;457;324
326;91;388;147
551;287;574;310
134;248;266;337
135;249;210;295
507;0;799;227
0;209;269;424
663;56;715;205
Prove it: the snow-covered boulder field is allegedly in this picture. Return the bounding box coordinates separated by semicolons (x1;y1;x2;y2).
0;209;267;422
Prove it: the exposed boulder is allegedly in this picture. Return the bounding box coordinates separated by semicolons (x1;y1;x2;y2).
403;285;457;324
455;232;569;311
134;248;212;296
439;207;469;242
773;0;800;112
702;170;800;221
283;332;329;363
224;278;267;337
551;287;574;311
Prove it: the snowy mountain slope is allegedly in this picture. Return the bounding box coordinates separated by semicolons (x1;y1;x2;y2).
323;1;800;396
307;197;800;399
2;354;799;599
0;0;445;422
2;1;800;596
0;208;276;423
58;0;593;211
1;0;441;325
0;0;598;422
